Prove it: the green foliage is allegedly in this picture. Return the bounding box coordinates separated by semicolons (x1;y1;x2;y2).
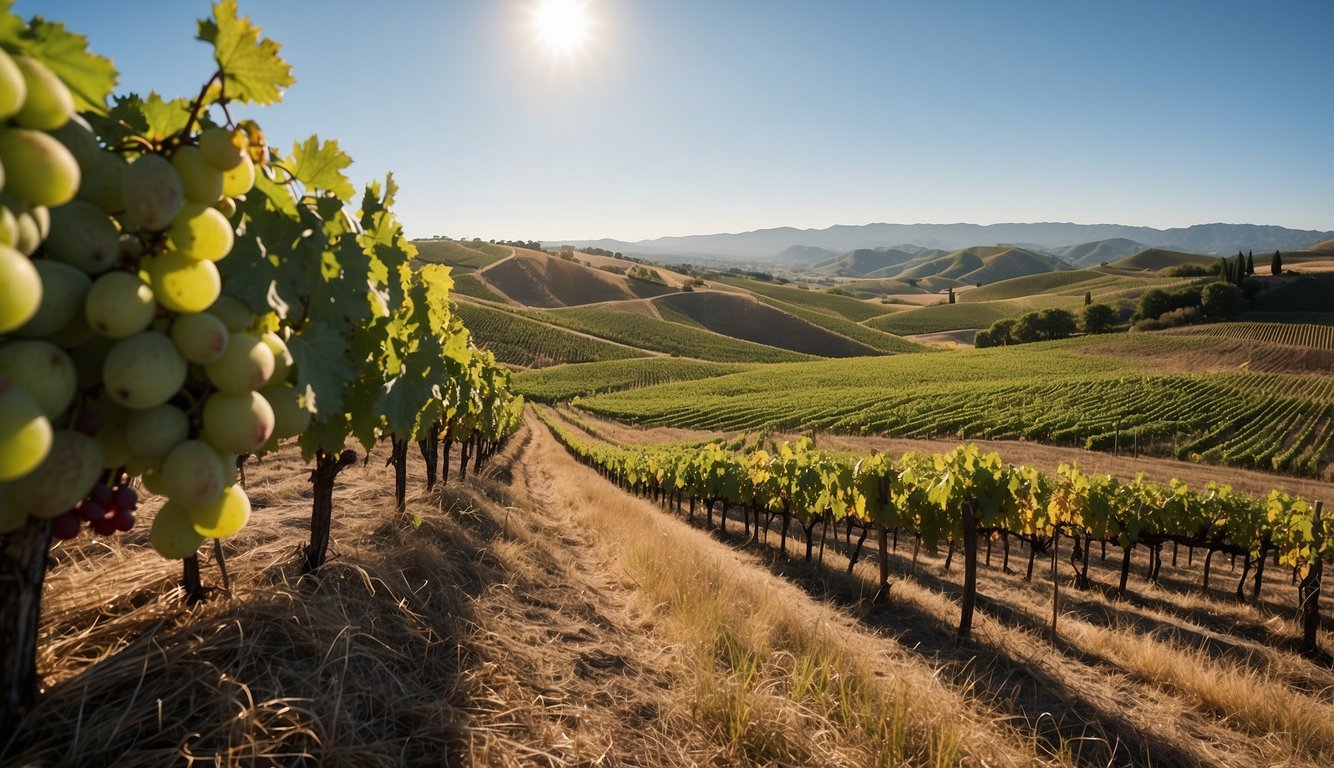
1200;282;1243;319
1136;286;1203;321
538;408;1328;571
1081;303;1118;334
576;344;1334;477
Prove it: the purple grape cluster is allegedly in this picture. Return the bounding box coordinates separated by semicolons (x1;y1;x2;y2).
50;474;139;540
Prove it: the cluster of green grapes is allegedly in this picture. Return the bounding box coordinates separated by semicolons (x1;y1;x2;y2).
0;47;309;557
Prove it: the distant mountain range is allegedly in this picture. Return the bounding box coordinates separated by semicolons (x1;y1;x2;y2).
557;222;1333;263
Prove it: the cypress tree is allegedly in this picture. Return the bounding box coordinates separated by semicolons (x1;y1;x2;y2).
1084;290;1092;306
1271;250;1282;276
1247;250;1254;275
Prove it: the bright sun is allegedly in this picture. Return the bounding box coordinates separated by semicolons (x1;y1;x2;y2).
531;0;590;55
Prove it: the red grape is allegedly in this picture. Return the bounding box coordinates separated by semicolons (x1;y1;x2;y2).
52;512;83;540
92;517;118;536
112;507;136;532
78;500;106;522
112;485;138;511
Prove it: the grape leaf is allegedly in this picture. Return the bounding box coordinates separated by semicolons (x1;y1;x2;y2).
197;0;294;105
0;1;23;42
290;136;355;201
288;323;357;418
19;17;117;113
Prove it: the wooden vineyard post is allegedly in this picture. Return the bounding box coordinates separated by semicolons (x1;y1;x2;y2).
958;500;978;640
1300;501;1324;654
1;517;52;745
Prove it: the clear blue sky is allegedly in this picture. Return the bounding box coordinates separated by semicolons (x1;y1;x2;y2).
37;1;1334;241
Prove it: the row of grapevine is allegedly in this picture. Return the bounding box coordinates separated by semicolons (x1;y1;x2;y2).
0;3;521;743
578;362;1334;477
1168;322;1334;351
453;301;646;367
535;408;1328;652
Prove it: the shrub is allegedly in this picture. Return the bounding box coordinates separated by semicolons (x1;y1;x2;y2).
1200;282;1243;318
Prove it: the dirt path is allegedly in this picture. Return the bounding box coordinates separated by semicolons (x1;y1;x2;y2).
455;426;703;765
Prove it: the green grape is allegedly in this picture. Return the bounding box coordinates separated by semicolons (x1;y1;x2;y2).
213;196;237;220
198;126;246;171
0;205;18;248
260;331;293;384
50;114;99;170
170;311;228;364
171;145;224;204
102;331;187;410
125;403;188;460
201;391;275;454
13;207;43;255
140;464;168;496
78;150;128;214
221;152;255;197
45;311;96;349
45;200;121;274
12;56;73;131
68;335;113;388
0;47;25;121
166;203;233;262
204;332;275;394
93;415;131;470
0;128;80;207
17;259;90;337
149;501;204;559
0;383;51;482
188;483;250;538
86;271;156;338
8;430;102;518
146;251;220;313
220;452;239;486
27;203;49;240
205;294;251;332
0;340;77;419
261;383;311;440
160;439;226;507
122;153;184;231
0;244;41;333
0;486;27;534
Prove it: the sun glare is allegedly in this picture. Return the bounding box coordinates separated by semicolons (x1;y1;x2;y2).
531;0;591;56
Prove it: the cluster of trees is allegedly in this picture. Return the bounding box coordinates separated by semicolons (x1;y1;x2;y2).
975;304;1120;348
577;246;623;258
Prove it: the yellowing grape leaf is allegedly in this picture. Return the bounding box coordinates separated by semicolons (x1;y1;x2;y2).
198;0;294;105
289;135;355;201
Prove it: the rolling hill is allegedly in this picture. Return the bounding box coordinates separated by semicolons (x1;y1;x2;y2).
1110;248;1218;271
1056;238;1147;267
810;247;919;277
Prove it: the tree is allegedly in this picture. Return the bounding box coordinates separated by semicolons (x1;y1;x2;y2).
987;319;1016;346
973;328;994;348
1201;282;1243;319
948;287;956;304
1246;251;1254;275
1084;290;1092;306
1037;308;1078;340
1011;313;1041;343
1271;250;1283;275
1081;303;1118;334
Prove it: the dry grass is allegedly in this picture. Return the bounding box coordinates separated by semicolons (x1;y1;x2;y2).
522;416;1054;767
